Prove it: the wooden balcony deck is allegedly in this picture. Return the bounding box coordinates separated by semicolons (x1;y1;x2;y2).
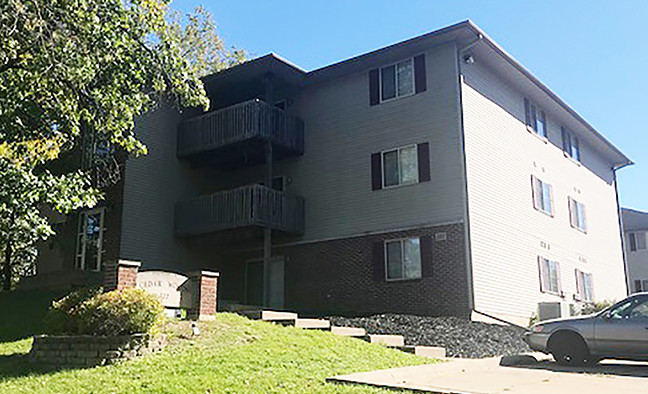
177;99;304;161
175;184;305;237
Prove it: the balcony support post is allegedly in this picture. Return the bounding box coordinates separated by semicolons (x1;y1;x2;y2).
263;74;274;307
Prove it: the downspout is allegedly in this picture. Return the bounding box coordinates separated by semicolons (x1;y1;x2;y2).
455;33;483;315
612;161;633;296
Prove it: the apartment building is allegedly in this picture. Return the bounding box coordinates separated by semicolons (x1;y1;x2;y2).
621;208;648;293
32;21;631;324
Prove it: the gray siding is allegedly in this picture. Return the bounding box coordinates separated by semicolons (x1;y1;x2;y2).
119;43;466;271
282;43;465;242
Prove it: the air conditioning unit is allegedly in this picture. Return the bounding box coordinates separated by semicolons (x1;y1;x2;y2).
538;302;562;321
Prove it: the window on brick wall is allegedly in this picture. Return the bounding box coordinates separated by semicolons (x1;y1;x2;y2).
538;257;561;295
575;269;593;302
75;208;105;272
629;232;647;252
531;175;554;216
385;238;422;280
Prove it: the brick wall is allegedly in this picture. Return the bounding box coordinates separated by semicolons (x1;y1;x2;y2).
187;271;219;320
222;223;470;317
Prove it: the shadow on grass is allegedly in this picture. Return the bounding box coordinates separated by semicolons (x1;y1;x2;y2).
0;353;63;380
0;290;65;342
508;359;648;378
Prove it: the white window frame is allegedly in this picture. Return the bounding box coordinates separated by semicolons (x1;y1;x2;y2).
379;58;415;103
531;175;554;217
381;144;419;188
629;232;648;252
575;269;593;302
538;257;561;296
568;197;587;233
75;208;105;272
384;237;422;281
562;128;581;163
526;100;548;140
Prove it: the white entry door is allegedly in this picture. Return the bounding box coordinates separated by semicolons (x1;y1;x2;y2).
246;258;284;309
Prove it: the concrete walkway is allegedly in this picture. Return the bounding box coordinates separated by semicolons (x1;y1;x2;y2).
328;356;648;393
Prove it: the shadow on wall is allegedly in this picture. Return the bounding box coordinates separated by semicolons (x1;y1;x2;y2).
0;290;65;343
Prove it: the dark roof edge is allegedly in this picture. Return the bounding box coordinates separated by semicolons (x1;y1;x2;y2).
306;20;470;79
461;21;632;169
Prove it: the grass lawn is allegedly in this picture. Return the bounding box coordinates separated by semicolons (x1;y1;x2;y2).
0;294;432;393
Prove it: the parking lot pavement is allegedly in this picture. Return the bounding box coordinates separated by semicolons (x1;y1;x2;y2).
328;355;648;393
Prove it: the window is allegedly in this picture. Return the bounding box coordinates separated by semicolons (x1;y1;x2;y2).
382;145;419;187
562;127;580;162
531;175;553;216
538;257;561;295
608;296;648;319
629;232;647;252
568;197;587;232
380;59;414;101
385;238;422;280
633;279;648;293
575;269;593;302
75;208;105;271
524;99;547;138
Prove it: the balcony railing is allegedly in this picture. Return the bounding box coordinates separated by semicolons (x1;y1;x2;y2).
177;99;305;159
175;184;305;237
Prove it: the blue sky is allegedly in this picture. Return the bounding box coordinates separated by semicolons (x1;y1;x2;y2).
174;0;648;211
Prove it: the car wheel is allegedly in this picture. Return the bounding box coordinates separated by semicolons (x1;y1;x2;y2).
549;332;590;366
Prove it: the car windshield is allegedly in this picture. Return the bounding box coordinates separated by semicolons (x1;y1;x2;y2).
607;296;648;319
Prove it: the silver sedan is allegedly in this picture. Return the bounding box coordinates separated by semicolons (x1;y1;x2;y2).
524;293;648;365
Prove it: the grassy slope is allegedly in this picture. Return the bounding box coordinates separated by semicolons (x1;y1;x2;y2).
0;312;431;393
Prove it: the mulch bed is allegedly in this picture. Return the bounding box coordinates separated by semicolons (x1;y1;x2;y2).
328;314;532;358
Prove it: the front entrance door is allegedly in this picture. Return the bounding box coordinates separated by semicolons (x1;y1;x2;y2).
245;258;284;308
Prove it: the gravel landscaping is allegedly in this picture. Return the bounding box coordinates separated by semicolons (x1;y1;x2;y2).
328;314;532;358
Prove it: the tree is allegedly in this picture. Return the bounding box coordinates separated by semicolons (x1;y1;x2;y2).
0;0;243;289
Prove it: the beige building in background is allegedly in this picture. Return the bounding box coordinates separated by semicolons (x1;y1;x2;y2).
622;208;648;293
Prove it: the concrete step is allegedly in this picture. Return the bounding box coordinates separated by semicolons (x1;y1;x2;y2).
239;310;298;323
399;345;446;358
330;326;367;337
224;303;264;312
364;334;405;347
293;318;331;330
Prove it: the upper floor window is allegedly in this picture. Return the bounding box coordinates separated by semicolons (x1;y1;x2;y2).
531;175;553;216
562;127;580;162
383;145;418;187
634;279;648;293
629;231;647;252
385;238;421;280
524;98;547;139
371;143;430;190
538;257;561;295
369;55;426;106
575;269;593;302
75;208;105;272
568;197;587;232
381;59;414;101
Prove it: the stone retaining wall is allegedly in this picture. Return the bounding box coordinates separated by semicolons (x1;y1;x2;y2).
29;333;167;368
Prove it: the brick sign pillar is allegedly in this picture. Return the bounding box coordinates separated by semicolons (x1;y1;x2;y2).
187;271;219;321
104;260;141;292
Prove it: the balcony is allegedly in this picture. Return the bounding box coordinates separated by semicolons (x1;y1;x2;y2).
177;99;305;168
175;184;305;237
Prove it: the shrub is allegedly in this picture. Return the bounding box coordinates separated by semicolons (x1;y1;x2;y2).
44;287;102;335
44;288;163;336
78;288;164;336
579;299;616;315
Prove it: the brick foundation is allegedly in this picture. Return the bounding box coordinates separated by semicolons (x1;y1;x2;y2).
221;223;470;317
187;271;219;321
